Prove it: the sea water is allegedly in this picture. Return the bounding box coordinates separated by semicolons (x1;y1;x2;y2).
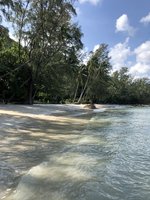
3;106;150;200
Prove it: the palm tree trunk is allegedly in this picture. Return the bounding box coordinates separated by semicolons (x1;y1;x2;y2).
28;70;33;104
78;75;89;103
73;81;79;103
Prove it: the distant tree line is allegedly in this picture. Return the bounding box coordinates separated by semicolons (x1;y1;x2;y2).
0;0;150;105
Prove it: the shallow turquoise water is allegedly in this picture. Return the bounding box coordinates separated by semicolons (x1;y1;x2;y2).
5;106;150;200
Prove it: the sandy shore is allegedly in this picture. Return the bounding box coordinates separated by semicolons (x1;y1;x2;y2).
0;104;106;199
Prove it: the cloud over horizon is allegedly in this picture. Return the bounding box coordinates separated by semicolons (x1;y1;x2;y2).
129;41;150;78
109;38;131;71
109;39;150;78
140;12;150;25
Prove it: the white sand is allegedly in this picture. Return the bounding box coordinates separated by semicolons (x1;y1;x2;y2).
0;104;107;200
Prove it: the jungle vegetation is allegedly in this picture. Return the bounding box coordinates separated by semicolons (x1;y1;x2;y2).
0;0;150;105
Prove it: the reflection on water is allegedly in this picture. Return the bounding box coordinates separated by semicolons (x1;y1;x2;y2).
1;105;150;200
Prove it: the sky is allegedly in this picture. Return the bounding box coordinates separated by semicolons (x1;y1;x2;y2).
75;0;150;78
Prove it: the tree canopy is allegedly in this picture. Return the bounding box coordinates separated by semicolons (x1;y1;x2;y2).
0;0;150;105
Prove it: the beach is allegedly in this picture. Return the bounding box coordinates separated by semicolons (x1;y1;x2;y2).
1;105;150;200
0;104;99;199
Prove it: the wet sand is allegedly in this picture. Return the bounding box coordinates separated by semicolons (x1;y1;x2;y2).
0;104;98;199
1;105;150;200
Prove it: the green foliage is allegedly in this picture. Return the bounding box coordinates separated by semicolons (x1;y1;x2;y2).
0;0;83;104
75;44;112;103
0;1;150;105
0;26;30;103
86;44;111;102
107;67;150;104
108;67;132;103
130;78;150;104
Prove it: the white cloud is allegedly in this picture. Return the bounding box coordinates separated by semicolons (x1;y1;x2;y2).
140;12;150;25
79;0;102;5
129;41;150;78
109;38;131;71
116;14;135;36
129;63;150;78
93;44;100;52
134;41;150;64
86;40;150;79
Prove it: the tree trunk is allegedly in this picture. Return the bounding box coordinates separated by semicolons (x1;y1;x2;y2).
73;81;79;103
28;70;33;105
78;76;89;103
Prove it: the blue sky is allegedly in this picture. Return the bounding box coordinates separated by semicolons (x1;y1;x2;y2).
75;0;150;78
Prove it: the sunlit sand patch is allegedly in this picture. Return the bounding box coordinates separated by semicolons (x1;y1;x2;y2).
4;137;20;142
29;131;80;141
18;129;31;134
0;105;98;200
0;110;88;125
2;128;20;134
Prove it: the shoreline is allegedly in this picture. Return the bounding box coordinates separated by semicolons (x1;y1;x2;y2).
1;105;150;199
1;103;141;199
0;104;97;199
